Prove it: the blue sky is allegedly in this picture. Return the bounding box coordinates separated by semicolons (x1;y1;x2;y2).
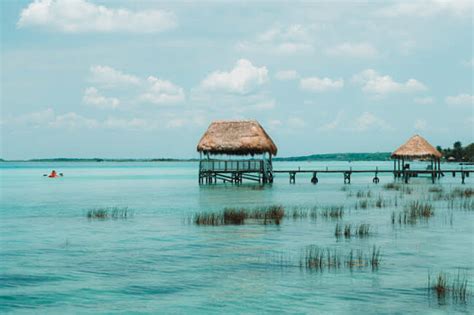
1;0;473;159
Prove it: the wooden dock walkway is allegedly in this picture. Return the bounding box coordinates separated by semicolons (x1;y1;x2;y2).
273;168;472;184
199;165;473;185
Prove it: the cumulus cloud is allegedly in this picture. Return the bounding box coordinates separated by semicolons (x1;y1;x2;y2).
318;111;345;131
414;119;427;131
140;76;185;105
6;108;165;131
352;69;427;96
17;0;177;33
445;93;474;106
275;70;299;81
414;97;435;105
103;117;156;130
463;58;474;68
236;24;314;55
87;65;185;106
10;108;99;129
300;77;344;92
354;112;391;131
83;87;119;109
326;42;378;58
199;59;268;94
287;117;306;129
89;65;140;87
376;0;473;18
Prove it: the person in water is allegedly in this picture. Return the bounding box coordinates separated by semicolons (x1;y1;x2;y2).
48;170;58;178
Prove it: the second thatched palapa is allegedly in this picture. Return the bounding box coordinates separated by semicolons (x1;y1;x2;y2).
392;134;442;159
197;120;277;156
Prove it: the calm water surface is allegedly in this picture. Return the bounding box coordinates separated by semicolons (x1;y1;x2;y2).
1;161;473;314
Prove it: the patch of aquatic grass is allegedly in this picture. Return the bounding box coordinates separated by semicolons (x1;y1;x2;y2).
300;245;381;271
335;223;371;239
321;206;344;219
86;207;131;220
428;272;469;303
428;186;444;193
194;205;284;226
356;190;372;198
383;183;412;194
391;201;434;225
450;187;473;199
447;199;474;211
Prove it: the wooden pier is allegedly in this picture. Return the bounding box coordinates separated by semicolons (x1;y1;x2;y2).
200;166;472;185
273;168;472;185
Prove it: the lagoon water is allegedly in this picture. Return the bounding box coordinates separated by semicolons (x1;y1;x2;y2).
0;161;473;314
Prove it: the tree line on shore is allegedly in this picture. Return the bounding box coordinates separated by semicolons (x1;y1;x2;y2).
436;142;474;162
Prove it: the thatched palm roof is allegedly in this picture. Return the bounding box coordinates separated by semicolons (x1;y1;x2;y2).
197;120;277;155
392;135;442;159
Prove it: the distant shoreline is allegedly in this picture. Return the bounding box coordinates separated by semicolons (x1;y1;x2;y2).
0;152;393;162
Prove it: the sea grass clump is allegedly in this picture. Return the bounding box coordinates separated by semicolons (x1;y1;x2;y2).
86;207;131;220
193;205;285;226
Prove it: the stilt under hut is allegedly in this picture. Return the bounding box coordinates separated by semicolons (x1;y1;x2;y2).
391;134;443;183
196;120;278;184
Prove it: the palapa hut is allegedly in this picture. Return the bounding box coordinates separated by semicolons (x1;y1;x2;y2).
197;120;277;184
391;134;443;182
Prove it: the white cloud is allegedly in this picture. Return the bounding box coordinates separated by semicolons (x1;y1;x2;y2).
103;117;155;130
462;58;474;68
89;65;140;87
165;118;187;129
326;42;378;58
236;24;314;55
352;69;427;96
140;76;185;105
414;119;428;131
200;59;268;94
376;0;473;18
17;0;177;33
287;117;306;129
50;112;99;129
445;93;474;106
267;119;282;129
300;77;344;92
414;97;435;105
251;100;276;111
318;111;345;131
10;108;99;129
83;87;119;109
275;70;299;81
354;112;391;131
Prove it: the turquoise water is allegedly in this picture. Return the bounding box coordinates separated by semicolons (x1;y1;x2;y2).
1;161;473;314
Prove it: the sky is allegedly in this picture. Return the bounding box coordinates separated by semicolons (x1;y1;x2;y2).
1;0;473;159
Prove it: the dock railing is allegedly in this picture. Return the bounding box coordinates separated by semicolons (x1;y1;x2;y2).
199;159;264;173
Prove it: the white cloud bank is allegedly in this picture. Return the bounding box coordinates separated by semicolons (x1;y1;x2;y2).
236;24;314;55
326;42;378;58
352;69;427;96
86;65;185;106
17;0;177;33
200;59;268;94
445;93;474;106
83;87;119;109
354;112;392;131
90;65;140;87
300;77;344;92
140;76;185;105
376;0;473;18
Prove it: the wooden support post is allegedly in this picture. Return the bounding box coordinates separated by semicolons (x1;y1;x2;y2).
462;172;466;184
289;172;296;184
344;171;351;184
